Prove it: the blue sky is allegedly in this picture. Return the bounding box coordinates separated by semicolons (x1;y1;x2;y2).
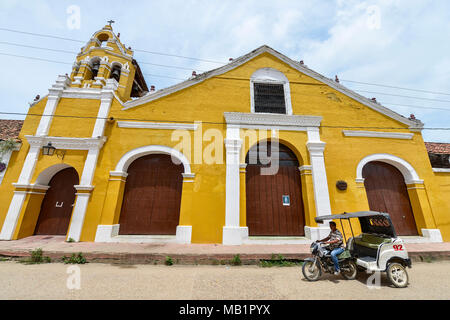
0;0;449;142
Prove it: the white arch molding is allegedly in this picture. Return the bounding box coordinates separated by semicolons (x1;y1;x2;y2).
112;145;193;176
96;145;194;244
356;153;423;185
35;164;73;186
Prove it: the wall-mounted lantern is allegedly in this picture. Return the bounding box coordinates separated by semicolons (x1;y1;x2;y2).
42;143;56;156
42;143;65;160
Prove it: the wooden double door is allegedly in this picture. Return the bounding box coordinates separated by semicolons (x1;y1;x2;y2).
119;154;184;235
363;161;418;236
35;167;79;236
246;142;305;236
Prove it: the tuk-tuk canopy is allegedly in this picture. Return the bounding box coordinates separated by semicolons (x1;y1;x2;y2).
315;211;390;223
315;211;396;237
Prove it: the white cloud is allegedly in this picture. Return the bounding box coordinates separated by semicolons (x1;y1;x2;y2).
0;0;448;142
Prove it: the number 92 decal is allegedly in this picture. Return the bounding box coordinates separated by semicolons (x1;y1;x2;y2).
393;245;404;251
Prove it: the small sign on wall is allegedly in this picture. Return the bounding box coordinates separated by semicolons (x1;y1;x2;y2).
282;195;291;206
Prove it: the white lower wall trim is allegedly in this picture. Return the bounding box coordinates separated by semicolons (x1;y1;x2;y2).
304;226;330;241
222;226;249;245
176;226;193;244
244;237;312;245
94;224;192;244
95;225;120;242
421;229;443;242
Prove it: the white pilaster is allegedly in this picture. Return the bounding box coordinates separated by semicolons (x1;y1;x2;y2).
80;148;100;186
307;127;332;224
36;75;71;137
66;147;100;242
17;146;41;185
223;126;248;245
91;79;117;138
0;191;27;240
66;189;93;242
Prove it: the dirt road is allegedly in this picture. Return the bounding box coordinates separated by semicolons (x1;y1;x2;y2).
0;261;448;300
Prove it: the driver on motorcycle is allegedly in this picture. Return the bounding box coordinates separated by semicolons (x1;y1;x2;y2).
317;221;344;275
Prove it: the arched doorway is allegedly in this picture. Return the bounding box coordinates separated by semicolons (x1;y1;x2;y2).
246;142;305;236
363;161;418;235
119;154;184;235
35;167;79;236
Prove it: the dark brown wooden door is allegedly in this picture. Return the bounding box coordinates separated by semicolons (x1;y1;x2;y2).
363;161;418;236
35;167;79;236
119;154;183;235
246;143;305;236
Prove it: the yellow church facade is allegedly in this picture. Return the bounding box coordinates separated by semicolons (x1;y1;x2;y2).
0;25;449;244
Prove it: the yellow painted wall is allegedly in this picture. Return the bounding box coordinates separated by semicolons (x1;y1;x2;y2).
48;98;99;138
1;51;449;243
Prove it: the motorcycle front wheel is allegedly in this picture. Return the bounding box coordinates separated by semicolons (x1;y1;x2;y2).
302;260;322;281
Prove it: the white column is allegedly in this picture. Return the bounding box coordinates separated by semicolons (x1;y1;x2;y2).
79;148;100;186
305;127;332;240
91;79;116;138
223;126;247;245
66;148;100;242
0;191;27;240
17;146;41;185
66;188;93;242
36;75;70;137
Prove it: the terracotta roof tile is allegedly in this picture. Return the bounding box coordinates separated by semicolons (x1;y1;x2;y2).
0;120;24;141
425;142;450;155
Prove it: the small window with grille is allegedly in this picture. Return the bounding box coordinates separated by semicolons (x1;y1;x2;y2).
254;83;286;114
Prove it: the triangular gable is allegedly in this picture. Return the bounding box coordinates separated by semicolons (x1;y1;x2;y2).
123;45;423;130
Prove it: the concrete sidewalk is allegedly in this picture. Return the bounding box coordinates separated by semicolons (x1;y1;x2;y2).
1;236;449;265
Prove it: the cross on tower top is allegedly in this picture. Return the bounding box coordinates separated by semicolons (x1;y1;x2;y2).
107;20;115;27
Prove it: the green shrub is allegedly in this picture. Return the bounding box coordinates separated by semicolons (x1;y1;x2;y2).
31;248;44;263
19;248;51;265
165;256;174;266
62;252;86;264
231;254;242;266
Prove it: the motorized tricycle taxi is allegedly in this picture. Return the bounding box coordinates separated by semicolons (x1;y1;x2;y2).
302;211;412;288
